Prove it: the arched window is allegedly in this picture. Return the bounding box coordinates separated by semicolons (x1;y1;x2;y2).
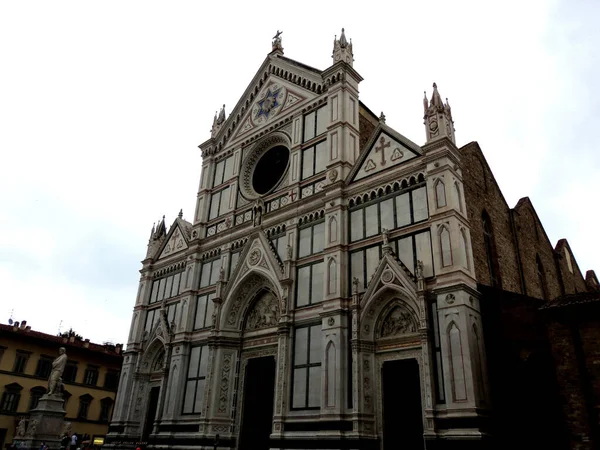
536;255;548;300
455;182;464;213
460;228;470;270
440;227;452;267
435;179;447;208
482;211;500;287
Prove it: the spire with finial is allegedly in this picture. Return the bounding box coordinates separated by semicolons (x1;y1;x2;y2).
178;209;183;219
332;28;354;66
423;82;455;144
211;106;226;138
217;104;226;124
379;111;386;124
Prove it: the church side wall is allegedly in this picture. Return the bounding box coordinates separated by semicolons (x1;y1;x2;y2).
513;201;563;300
460;142;523;293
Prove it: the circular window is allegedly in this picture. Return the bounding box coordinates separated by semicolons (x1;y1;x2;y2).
252;145;289;195
239;132;292;200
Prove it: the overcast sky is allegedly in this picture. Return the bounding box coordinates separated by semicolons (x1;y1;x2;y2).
1;0;598;345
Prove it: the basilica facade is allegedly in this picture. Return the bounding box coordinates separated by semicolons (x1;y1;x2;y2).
106;30;600;450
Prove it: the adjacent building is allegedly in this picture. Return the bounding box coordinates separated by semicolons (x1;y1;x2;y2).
0;322;123;449
106;30;600;450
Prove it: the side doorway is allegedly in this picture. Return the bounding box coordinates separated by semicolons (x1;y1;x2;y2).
142;386;160;441
238;356;276;450
382;359;424;450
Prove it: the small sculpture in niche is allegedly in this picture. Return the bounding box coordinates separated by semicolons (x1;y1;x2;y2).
152;349;165;371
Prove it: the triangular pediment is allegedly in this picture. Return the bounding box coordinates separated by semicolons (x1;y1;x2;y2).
219;231;286;330
230;79;312;142
223;231;284;301
360;247;418;309
157;219;190;260
201;53;325;152
148;306;172;344
348;124;422;183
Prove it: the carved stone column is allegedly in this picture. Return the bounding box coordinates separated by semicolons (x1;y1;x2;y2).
272;322;291;437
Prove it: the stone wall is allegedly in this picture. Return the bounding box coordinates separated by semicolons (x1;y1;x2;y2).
513;198;563;299
460;142;522;293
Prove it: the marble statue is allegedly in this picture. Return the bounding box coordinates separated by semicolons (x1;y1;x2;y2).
415;260;424;280
47;347;68;396
26;420;38;437
62;422;72;437
16;418;26;437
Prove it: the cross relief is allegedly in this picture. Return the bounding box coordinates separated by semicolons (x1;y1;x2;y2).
375;136;390;166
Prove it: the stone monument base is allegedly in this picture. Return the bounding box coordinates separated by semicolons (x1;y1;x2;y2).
17;394;66;450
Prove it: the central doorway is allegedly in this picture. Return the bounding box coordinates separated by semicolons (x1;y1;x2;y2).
382;358;424;450
238;356;276;450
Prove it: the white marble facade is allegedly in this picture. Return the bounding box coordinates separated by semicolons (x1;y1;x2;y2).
107;30;489;450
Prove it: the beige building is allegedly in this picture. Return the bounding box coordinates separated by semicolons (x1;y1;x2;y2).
0;322;123;448
106;30;599;450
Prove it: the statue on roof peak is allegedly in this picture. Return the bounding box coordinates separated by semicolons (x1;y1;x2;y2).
272;30;283;53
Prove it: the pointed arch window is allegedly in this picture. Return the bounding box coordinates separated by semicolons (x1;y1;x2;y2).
328;258;337;295
482;211;500;287
536;255;548;300
460;228;470;270
455;182;464;213
435;179;447;208
440;226;452;267
448;323;467;401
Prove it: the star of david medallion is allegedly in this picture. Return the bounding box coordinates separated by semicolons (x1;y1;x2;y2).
252;84;287;125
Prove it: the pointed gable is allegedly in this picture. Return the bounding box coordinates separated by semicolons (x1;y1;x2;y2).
348;123;422;183
157;218;191;260
220;231;285;330
229;78;311;141
224;231;284;300
202;53;325;153
360;248;418;311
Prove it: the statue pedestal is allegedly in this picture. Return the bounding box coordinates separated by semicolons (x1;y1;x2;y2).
18;394;66;450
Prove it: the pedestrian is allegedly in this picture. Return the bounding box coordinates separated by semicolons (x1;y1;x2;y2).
70;433;78;450
40;442;49;450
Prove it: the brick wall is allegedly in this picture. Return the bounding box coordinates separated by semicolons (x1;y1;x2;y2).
556;240;588;295
460;142;522;293
546;312;600;450
513;198;563;300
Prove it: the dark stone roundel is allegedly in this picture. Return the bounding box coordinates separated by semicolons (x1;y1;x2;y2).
252;145;289;195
